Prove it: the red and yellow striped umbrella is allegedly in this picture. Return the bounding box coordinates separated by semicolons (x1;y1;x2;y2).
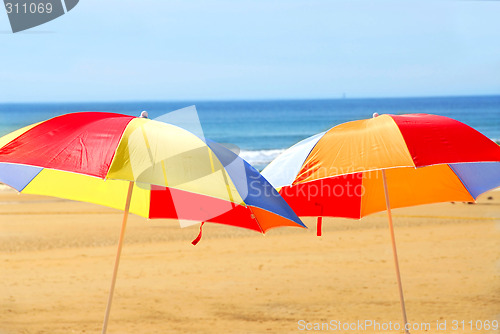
0;112;304;232
0;111;305;333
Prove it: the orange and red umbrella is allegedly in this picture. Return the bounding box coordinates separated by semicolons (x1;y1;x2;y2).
264;113;500;220
263;113;500;331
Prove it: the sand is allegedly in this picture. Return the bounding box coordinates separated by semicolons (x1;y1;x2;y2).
0;187;499;334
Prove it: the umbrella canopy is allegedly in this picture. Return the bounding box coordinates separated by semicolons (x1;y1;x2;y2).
263;113;500;219
262;113;500;332
0;111;306;333
0;112;305;232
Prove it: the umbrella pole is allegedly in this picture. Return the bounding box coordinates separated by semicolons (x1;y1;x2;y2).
101;181;134;334
382;170;410;334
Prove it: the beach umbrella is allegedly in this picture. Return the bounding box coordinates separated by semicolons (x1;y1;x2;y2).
0;111;306;334
262;113;500;332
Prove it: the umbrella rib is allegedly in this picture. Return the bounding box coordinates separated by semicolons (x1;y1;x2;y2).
209;149;237;208
247;206;265;234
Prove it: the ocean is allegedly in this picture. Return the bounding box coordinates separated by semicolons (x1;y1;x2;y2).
1;95;499;170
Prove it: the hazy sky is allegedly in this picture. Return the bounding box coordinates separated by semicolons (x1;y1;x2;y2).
1;0;499;102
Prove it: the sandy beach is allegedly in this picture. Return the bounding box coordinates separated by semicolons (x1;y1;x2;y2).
1;186;499;334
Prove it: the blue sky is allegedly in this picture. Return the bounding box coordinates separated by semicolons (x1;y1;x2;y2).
1;0;499;102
